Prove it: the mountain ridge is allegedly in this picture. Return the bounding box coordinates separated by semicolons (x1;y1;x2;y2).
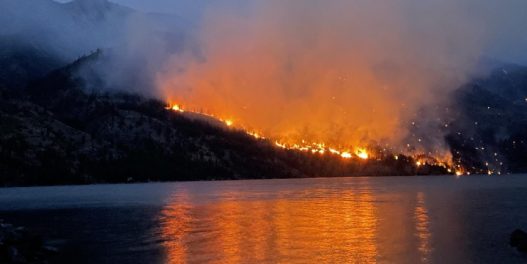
0;51;450;186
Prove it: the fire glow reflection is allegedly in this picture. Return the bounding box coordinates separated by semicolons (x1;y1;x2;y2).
158;180;435;263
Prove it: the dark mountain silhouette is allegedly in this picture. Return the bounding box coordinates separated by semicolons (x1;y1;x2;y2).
0;36;64;89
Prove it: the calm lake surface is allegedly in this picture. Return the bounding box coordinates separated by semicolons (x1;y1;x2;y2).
1;175;527;263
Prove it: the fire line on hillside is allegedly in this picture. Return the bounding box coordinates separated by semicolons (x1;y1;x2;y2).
165;103;471;176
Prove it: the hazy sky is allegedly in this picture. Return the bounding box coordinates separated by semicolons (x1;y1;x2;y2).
109;0;208;14
53;0;527;64
55;0;213;19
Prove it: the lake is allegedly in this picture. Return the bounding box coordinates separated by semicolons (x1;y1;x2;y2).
1;175;527;263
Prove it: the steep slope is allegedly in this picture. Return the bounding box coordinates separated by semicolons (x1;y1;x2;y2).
446;65;527;173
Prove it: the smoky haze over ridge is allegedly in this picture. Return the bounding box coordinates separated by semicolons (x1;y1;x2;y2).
4;0;527;155
158;0;527;153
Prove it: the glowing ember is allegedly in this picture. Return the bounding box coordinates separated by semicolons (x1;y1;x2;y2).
355;149;369;160
329;148;341;155
275;141;287;149
341;152;352;159
247;131;264;139
166;104;184;112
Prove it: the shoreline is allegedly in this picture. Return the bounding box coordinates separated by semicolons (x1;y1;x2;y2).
1;173;522;189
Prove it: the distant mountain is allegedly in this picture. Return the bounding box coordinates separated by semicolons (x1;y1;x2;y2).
0;36;64;89
62;0;132;18
0;0;131;57
0;0;194;89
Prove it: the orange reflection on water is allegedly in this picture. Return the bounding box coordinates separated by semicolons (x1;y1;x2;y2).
159;184;379;263
414;192;432;263
159;190;192;264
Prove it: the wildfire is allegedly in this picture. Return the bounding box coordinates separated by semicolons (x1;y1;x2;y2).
341;152;353;159
247;131;264;139
270;139;369;161
166;104;184;113
164;101;465;174
224;119;234;127
275;141;287;149
355;148;369;160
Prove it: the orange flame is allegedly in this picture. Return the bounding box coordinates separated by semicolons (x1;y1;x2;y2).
355;148;369;160
164;103;464;173
166;104;184;113
341;152;352;159
224;119;234;127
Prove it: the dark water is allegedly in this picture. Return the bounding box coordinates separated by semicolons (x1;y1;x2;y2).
1;175;527;263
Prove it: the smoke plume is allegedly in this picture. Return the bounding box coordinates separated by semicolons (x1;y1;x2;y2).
158;0;500;150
